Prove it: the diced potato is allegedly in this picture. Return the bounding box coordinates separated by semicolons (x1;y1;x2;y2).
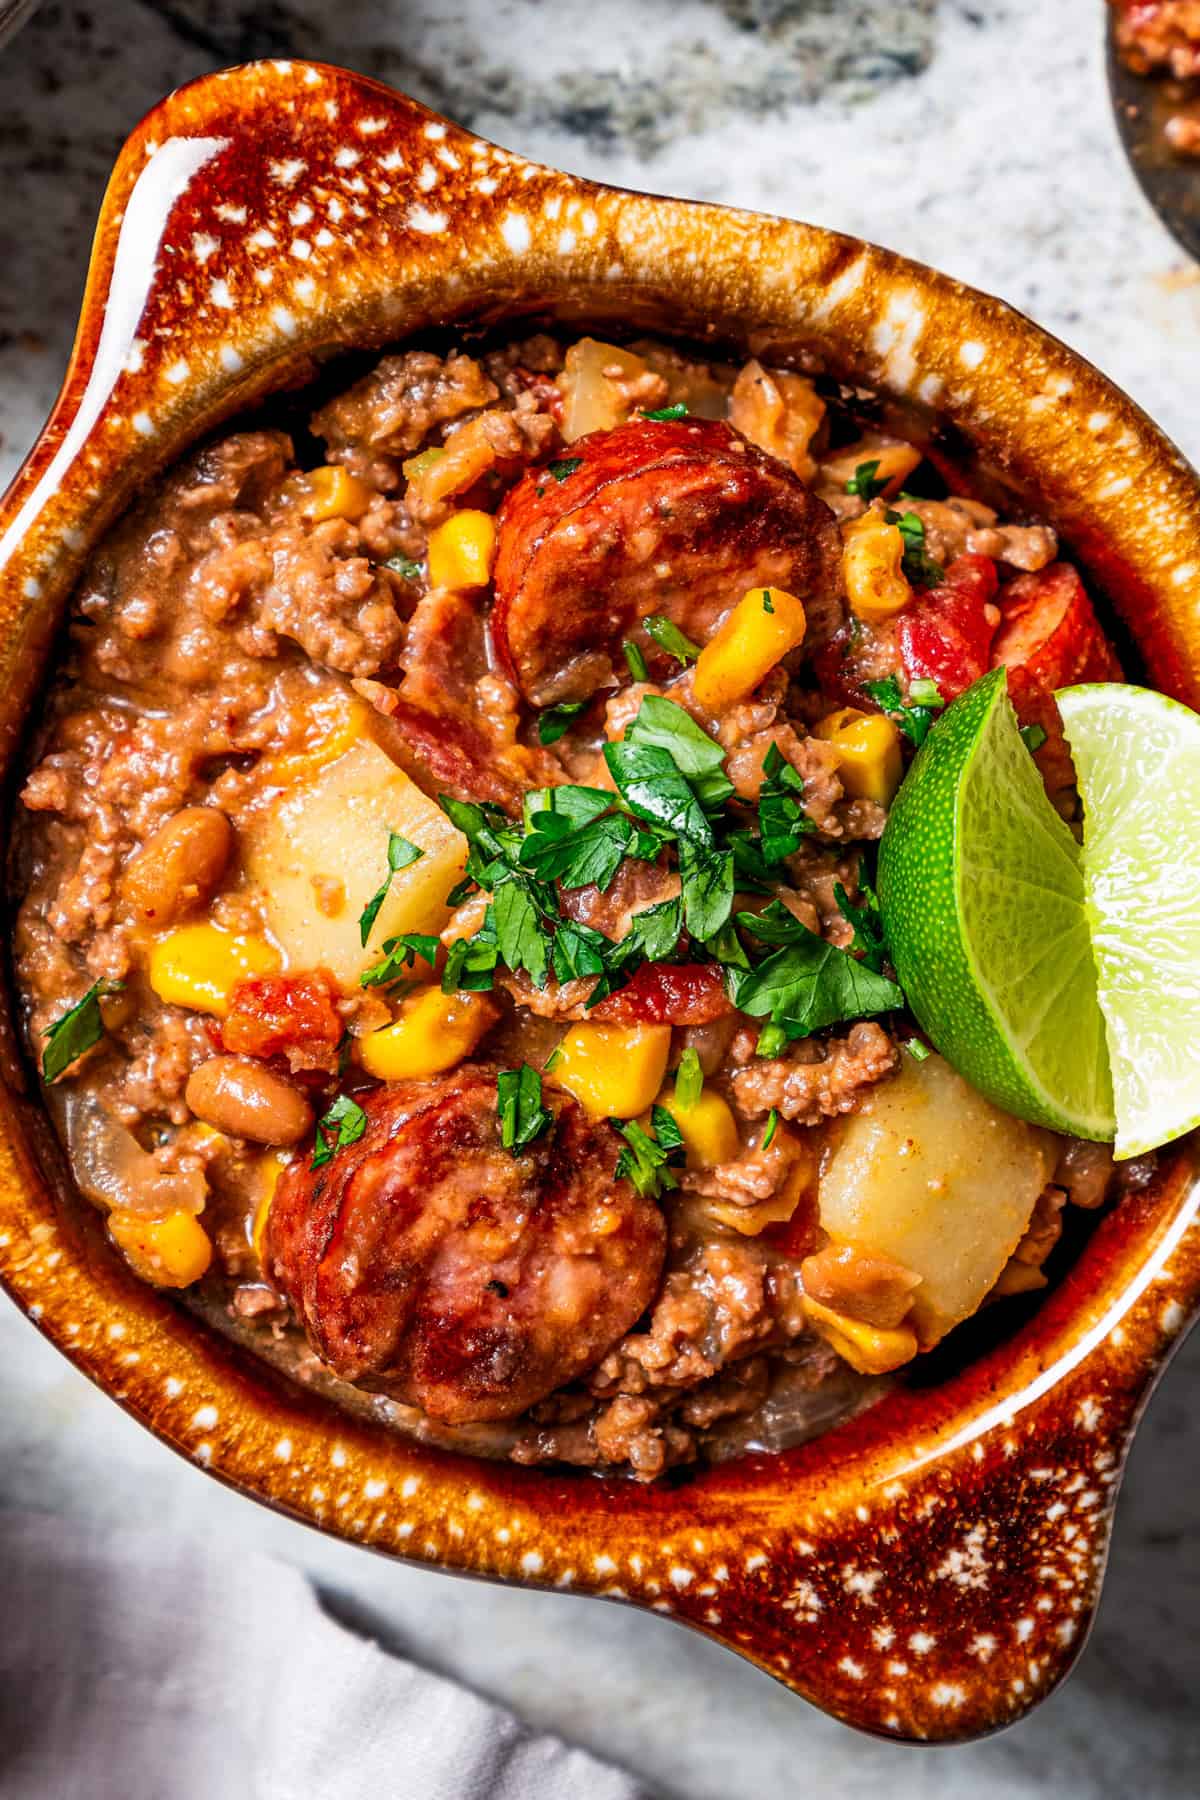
692;585;808;712
842;509;912;625
245;737;468;991
801;1296;918;1375
109;1208;213;1288
357;988;495;1081
148;924;280;1017
427;509;497;590
554;1022;672;1120
657;1085;740;1169
730;359;826;483
820;432;923;499
559;338;652;442
814;707;903;806
817;1051;1057;1346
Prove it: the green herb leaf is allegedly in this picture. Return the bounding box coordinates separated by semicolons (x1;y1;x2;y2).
384;554;423;581
440;913;502;993
521;809;634;892
537;700;589;746
757;740;814;862
623;639;649;682
678;839;735;941
311;1093;368;1171
908;677;943;707
884;507;945;588
731;905;904;1039
640;402;689;422
1020;723;1048;754
864;674;945;747
360;932;442;989
761;1108;779;1150
643;614;701;665
625;696;733;811
359;832;424;947
674;1046;704;1109
833;878;888;974
613;1115;684;1199
41;981;123;1084
846;460;888;502
904;1036;931;1062
551;920;610;984
497;1064;553;1152
624;897;683;963
493;881;550;988
604;740;715;847
543;1045;563;1073
548;458;583;483
756;1021;788;1058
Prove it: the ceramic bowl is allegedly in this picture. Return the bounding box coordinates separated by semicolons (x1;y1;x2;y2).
1;60;1198;1744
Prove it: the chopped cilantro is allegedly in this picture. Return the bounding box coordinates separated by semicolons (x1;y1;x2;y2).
846;460;888;502
543;1045;563;1073
834;878;888;974
360;931;441;989
440;915;501;993
904;1036;931;1062
520;787;635;892
756;1021;788;1059
643;615;701;665
1020;723;1048;754
623;639;649;682
885;506;944;588
537;699;589;746
731;902;904;1040
311;1093;368;1171
908;677;943;707
640;402;689;422
625;696;733;811
497;1064;553;1153
384;554;423;581
864;673;945;747
547;457;583;483
624;897;683;964
359;832;424;947
674;1046;703;1109
761;589;775;614
614;1111;684;1199
761;1108;780;1150
757;741;814;863
41;981;123;1084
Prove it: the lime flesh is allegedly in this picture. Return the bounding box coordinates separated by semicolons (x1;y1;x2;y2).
1058;683;1200;1159
878;667;1115;1140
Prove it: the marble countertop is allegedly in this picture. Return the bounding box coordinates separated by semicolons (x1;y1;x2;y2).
1;2;1199;1793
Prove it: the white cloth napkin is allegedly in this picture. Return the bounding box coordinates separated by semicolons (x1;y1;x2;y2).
0;1512;652;1800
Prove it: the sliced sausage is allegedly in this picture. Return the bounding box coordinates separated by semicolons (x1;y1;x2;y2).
266;1067;666;1423
492;418;844;707
990;562;1122;690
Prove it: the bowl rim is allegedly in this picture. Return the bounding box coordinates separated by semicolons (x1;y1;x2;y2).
1;57;1199;1743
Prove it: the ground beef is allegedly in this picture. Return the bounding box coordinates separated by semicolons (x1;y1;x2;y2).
730;1022;900;1122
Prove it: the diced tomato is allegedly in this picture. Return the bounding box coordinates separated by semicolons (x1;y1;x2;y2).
221;971;343;1068
591;961;732;1026
897;553;999;703
990;562;1122;691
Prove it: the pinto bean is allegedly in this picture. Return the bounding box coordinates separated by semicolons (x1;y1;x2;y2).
123;807;233;926
185;1055;312;1145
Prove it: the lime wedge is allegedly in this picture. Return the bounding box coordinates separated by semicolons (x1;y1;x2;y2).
1058;683;1200;1159
877;667;1115;1140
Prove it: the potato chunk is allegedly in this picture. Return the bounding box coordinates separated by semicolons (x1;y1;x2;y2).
817;1051;1057;1347
246;737;468;991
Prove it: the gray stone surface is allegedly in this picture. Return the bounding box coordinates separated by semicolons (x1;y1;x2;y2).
1;2;1198;1792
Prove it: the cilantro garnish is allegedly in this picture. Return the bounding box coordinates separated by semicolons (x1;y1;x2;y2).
614;1107;685;1199
497;1064;553;1153
731;901;904;1041
643;615;701;665
623;640;649;682
885;507;944;588
547;458;583;483
603;730;735;941
761;1108;780;1150
1020;723;1048;754
625;696;734;811
674;1046;703;1109
520;786;636;892
864;674;945;747
360;932;441;989
537;699;589;746
359;832;424;947
903;1036;931;1062
846;460;888;503
311;1093;368;1170
543;1045;563;1073
384;554;423;581
757;741;813;863
756;1022;788;1059
762;589;775;614
834;878;888;974
640;403;689;422
41;981;123;1084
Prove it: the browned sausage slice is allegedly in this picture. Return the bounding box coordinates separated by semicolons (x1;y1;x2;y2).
266;1068;665;1424
491;418;844;706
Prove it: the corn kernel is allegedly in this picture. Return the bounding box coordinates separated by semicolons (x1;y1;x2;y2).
814;707;903;806
148;924;280;1017
109;1208;213;1289
842;510;912;625
657;1085;740;1170
262;689;369;787
553;1023;672;1120
692;586;808;712
820;434;922;498
357;987;495;1081
802;1294;918;1375
303;465;372;522
427;509;498;590
251;1149;291;1264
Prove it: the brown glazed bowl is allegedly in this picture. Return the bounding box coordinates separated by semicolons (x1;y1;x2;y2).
1;60;1199;1744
